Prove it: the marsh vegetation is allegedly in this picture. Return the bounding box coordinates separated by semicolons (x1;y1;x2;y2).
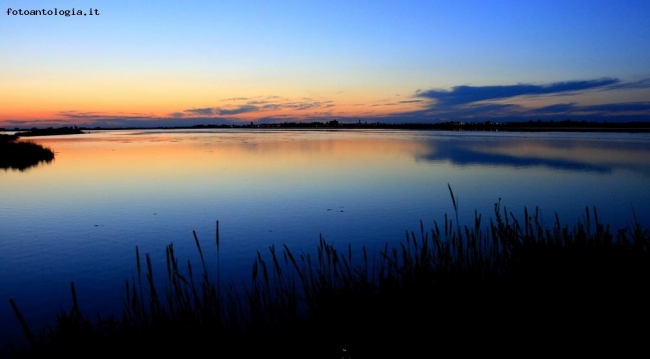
5;186;649;357
0;134;54;171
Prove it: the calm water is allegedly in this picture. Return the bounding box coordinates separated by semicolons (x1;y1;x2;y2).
2;129;650;345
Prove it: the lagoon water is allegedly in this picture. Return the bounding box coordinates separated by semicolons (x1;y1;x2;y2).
2;128;650;345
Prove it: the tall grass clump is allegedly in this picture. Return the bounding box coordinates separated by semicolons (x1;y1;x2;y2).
6;186;650;357
0;134;55;171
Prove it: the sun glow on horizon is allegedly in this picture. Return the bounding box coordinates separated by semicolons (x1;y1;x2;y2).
0;87;431;127
2;1;648;128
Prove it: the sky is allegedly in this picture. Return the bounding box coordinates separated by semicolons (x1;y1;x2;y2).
1;0;649;128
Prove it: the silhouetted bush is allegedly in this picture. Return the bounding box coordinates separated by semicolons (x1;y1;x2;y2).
0;136;54;171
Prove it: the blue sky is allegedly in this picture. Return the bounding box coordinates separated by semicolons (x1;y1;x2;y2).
1;0;649;127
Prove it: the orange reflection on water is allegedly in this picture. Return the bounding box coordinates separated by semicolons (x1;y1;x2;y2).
26;130;432;192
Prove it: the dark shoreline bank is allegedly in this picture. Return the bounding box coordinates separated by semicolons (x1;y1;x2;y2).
0;134;55;171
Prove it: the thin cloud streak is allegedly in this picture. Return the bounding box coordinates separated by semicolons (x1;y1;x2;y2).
533;102;650;114
179;98;336;118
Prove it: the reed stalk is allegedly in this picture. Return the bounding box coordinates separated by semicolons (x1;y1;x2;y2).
6;187;650;357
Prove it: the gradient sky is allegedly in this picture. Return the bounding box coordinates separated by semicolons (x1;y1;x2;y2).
2;0;649;128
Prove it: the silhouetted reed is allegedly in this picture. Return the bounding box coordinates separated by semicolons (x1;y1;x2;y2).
6;186;650;357
0;135;54;171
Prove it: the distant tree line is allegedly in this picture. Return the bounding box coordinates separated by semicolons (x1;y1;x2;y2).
3;120;650;132
192;119;650;132
13;126;85;137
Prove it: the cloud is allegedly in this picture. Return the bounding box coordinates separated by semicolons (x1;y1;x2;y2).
215;105;259;115
532;102;650;115
182;104;261;117
179;98;336;119
609;77;650;90
58;111;121;119
283;101;330;110
184;108;215;116
3;119;71;128
261;103;281;110
7;77;648;129
46;110;237;128
580;102;650;113
384;77;650;123
531;103;578;114
416;78;620;106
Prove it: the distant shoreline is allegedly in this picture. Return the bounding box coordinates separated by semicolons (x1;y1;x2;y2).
13;127;85;137
3;120;650;134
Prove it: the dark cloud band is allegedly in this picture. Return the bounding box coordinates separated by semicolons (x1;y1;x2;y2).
416;78;620;106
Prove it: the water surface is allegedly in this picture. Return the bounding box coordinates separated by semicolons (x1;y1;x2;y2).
2;129;649;345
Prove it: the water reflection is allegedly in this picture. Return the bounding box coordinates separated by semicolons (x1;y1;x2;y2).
0;156;54;172
417;134;650;176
